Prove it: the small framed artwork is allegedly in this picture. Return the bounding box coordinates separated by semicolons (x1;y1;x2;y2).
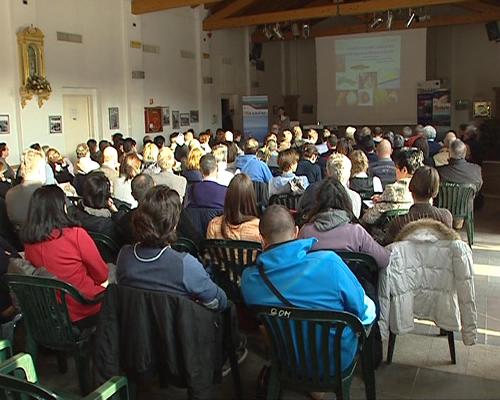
180;113;190;127
473;101;492;118
144;107;163;133
0;115;10;134
49;115;62;134
162;106;170;127
108;107;120;130
190;110;199;124
172;111;180;129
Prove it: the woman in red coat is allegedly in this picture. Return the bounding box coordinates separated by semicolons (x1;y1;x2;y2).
22;185;109;325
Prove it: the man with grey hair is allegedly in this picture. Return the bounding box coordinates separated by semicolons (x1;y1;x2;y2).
296;153;361;222
423;125;442;158
437;139;482;194
433;131;456;167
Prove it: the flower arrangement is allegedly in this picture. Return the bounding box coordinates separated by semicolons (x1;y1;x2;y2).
26;75;52;94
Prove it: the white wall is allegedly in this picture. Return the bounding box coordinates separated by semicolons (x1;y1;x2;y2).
0;0;250;163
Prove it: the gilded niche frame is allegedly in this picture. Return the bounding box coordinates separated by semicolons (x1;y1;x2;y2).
17;26;52;108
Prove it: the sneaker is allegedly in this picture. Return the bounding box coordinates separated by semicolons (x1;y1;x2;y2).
222;336;248;377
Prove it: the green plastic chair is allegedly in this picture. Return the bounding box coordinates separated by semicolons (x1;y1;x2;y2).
172;237;199;258
5;274;104;395
0;352;129;399
437;182;476;246
88;231;120;263
203;240;262;303
378;208;409;226
253;306;375;400
0;340;12;363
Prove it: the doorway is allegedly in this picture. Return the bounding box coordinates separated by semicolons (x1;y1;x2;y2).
62;95;94;164
221;98;233;132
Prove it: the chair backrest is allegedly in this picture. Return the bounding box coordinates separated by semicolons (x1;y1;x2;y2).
88;231;120;263
203;239;262;303
172;237;199;258
336;251;379;299
252;181;269;212
379;208;409;226
184;207;223;237
269;193;303;211
5;275;93;350
253;306;366;394
437;182;476;218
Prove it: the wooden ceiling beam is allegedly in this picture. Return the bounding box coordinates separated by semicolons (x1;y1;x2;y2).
252;9;500;42
203;0;258;25
132;0;221;15
455;0;500;13
203;0;469;30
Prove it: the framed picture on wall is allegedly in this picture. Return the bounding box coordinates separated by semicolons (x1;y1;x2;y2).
473;101;492;118
109;107;120;130
172;111;180;129
49;115;62;134
162;107;170;127
144;107;163;133
0;115;10;134
190;110;199;124
180;113;190;127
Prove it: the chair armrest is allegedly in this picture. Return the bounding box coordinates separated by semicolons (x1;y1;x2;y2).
84;376;128;400
0;353;38;383
73;290;106;306
0;340;12;361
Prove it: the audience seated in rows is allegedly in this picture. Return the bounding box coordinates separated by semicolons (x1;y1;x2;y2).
359;134;378;164
296;144;322;185
433;131;456;167
269;149;309;197
212;144;235;187
76;143;100;175
116;185;227;311
362;147;424;226
182;147;203;184
349;150;383;200
0;143;15;181
318;134;337;176
403;125;429;164
369;139;396;188
235;138;273;183
423;125;442;158
241;205;376;373
385;166;452;244
0;160;12;199
188;154;227;209
142;142;161;175
97;146;119;186
5;148;46;230
22;185;108;326
112;153;142;208
151;147;187;201
207;174;260;243
299;178;390;270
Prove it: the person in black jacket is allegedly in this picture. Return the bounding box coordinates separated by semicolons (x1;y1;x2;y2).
296;144;322;184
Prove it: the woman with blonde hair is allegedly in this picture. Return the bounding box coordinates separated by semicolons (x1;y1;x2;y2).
181;147;203;183
349;150;383;200
142;142;160;175
113;153;142;208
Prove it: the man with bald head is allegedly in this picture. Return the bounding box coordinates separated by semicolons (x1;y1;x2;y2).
369;139;396;189
241;205;375;375
433;131;456;167
97;146;119;186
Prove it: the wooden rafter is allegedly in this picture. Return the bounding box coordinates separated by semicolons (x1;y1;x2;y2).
203;0;470;30
132;0;221;15
203;0;258;23
456;0;500;13
251;9;500;42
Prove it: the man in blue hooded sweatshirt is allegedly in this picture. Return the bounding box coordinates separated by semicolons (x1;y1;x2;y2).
242;205;376;374
235;138;273;183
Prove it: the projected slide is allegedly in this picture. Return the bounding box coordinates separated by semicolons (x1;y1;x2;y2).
335;36;401;107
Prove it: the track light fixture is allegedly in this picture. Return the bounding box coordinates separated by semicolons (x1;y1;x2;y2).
302;23;310;39
263;25;273;40
406;9;416;28
369;15;383;29
386;10;393;30
291;22;301;39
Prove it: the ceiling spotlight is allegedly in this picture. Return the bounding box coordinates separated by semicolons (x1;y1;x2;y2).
406;9;416;28
369;15;383;29
386;10;393;30
263;25;273;40
302;23;310;39
291;22;301;39
273;23;284;40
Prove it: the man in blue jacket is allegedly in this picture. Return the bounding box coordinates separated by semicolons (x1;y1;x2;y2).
235;138;273;183
242;205;375;374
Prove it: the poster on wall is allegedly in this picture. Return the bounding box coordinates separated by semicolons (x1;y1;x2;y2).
180;113;190;127
242;95;268;143
49;116;62;134
144;107;163;133
162;107;170;127
417;92;433;126
172;111;180;129
0;115;10;134
108;107;120;130
190;110;199;124
432;89;451;127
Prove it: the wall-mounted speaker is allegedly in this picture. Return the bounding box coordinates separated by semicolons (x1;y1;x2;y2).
485;21;500;42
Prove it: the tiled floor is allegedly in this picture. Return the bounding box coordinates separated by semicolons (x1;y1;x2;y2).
27;197;500;398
